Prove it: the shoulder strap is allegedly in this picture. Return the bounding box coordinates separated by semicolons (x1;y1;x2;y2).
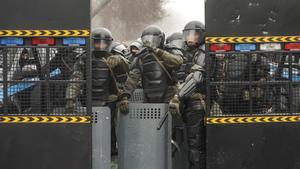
101;57;121;94
152;53;174;81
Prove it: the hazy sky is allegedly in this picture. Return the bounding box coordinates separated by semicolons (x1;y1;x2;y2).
155;0;205;36
92;0;205;41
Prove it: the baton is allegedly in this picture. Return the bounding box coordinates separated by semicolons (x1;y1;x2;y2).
157;111;169;130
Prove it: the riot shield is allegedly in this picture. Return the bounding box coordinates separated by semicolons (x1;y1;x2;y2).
118;102;172;169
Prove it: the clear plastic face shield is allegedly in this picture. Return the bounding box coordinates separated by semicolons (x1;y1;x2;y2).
183;30;202;47
141;35;162;48
168;39;184;49
93;39;111;51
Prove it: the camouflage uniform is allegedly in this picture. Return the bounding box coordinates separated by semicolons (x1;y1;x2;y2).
169;21;206;169
174;45;206;169
65;51;129;111
124;46;183;103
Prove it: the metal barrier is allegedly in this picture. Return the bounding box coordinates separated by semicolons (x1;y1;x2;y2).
118;103;172;169
0;36;91;115
206;43;300;117
129;89;145;103
0;34;93;169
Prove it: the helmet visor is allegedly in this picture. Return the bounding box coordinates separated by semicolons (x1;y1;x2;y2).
93;39;110;51
141;35;161;48
183;30;202;43
168;39;184;49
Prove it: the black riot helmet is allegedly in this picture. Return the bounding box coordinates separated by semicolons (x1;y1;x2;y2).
19;48;41;78
92;27;113;52
141;25;165;48
183;21;205;47
166;32;184;49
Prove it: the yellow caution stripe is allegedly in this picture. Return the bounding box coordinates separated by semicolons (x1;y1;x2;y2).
206;36;300;44
0;115;91;124
206;115;300;125
0;30;90;37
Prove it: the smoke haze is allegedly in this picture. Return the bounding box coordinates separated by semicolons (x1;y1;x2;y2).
92;0;205;42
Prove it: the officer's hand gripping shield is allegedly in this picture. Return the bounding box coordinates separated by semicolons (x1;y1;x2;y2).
118;89;172;169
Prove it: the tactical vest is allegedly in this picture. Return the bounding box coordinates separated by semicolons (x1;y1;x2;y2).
177;53;194;82
164;45;188;82
114;65;128;85
141;52;173;103
91;55;112;101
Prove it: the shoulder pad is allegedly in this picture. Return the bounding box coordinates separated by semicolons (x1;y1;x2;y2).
164;44;183;51
167;48;184;57
198;45;205;53
111;54;130;65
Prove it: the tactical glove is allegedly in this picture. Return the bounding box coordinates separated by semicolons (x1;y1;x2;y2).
119;96;129;114
106;55;123;69
169;95;181;119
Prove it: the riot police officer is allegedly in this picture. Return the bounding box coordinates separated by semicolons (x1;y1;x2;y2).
48;48;80;111
108;41;131;156
165;32;186;83
128;38;143;72
119;25;183;112
169;21;206;169
165;32;190;169
129;38;143;58
11;48;42;113
109;42;131;87
209;53;271;115
166;32;185;51
65;28;129;157
65;27;129;111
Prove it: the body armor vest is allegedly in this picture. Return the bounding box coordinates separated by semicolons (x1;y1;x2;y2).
91;55;112;101
141;52;173;102
177;53;194;82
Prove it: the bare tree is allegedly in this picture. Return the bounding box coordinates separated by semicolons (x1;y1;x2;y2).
93;0;165;41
